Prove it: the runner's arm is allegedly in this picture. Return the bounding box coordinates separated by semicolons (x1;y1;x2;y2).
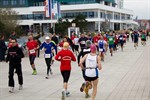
97;56;102;70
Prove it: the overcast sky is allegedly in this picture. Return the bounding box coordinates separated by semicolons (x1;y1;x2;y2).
123;0;150;19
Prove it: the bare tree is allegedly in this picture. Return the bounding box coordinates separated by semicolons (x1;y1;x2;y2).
0;8;19;36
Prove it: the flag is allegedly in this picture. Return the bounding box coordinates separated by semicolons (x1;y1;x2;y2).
52;1;61;19
45;0;61;19
45;0;52;18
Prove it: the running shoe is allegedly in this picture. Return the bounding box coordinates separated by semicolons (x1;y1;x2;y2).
19;85;23;90
32;70;37;75
80;83;85;92
45;76;49;79
9;87;14;93
85;93;90;98
66;91;70;97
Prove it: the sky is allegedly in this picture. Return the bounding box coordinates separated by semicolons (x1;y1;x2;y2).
123;0;150;19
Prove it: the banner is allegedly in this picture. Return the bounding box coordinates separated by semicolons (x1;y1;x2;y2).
45;0;61;19
45;0;52;18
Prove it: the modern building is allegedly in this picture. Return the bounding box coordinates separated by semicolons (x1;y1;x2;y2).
0;0;138;33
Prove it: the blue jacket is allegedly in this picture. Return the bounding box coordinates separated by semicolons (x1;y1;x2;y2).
40;41;57;55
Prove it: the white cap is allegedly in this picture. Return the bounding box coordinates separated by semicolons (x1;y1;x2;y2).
45;36;50;40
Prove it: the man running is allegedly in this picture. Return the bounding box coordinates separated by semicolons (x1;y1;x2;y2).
107;32;115;56
133;31;139;49
77;33;88;64
98;36;107;61
40;36;57;79
118;33;125;51
26;34;39;75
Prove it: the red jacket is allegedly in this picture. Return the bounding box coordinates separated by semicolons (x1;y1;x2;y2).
55;49;76;71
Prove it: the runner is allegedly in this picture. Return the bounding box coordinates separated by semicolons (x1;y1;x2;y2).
77;33;88;64
40;36;57;79
98;36;107;61
141;31;146;46
79;44;102;100
73;35;79;56
107;32;115;56
78;40;92;93
55;42;76;100
133;31;139;49
118;33;125;51
26;34;39;75
6;39;24;93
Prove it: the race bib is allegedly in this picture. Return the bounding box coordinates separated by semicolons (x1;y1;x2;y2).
120;37;123;40
99;48;103;52
109;38;113;41
45;54;51;58
81;41;85;44
29;49;35;54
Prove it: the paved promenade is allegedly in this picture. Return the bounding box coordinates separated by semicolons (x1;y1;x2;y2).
0;39;150;100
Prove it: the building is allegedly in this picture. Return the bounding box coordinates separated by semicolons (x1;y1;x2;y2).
136;20;150;30
0;0;138;33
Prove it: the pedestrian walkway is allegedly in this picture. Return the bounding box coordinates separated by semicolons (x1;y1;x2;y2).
0;40;150;100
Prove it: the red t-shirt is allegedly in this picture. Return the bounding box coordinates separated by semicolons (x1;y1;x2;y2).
26;40;38;56
55;49;76;71
59;41;70;47
93;36;100;43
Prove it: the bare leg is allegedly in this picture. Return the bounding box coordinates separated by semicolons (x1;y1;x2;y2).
92;79;99;100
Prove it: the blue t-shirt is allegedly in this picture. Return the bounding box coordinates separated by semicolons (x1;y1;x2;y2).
40;41;57;55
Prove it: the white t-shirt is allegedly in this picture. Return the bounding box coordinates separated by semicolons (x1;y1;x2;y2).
74;38;79;45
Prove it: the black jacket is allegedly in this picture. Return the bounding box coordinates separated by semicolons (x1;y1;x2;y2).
52;36;58;45
6;46;24;64
0;40;7;51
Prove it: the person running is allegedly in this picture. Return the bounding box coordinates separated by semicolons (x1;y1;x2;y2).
73;35;79;56
133;31;139;49
55;42;76;100
77;33;88;64
98;36;107;61
79;44;102;100
118;33;125;51
107;32;115;56
6;39;24;93
59;36;70;49
141;31;146;46
78;40;92;93
26;34;39;75
40;36;57;79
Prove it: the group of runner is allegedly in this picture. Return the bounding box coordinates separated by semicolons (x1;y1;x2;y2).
5;29;149;100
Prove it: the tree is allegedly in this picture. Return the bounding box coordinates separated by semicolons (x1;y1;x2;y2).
72;14;88;32
101;19;110;32
55;19;71;37
0;8;21;38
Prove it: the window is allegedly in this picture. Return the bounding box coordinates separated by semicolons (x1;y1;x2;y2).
3;0;9;6
88;12;94;18
19;0;26;5
11;0;17;5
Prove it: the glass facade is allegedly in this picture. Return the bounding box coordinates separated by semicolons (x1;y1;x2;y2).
2;0;9;6
0;0;28;7
61;11;97;19
11;0;17;5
